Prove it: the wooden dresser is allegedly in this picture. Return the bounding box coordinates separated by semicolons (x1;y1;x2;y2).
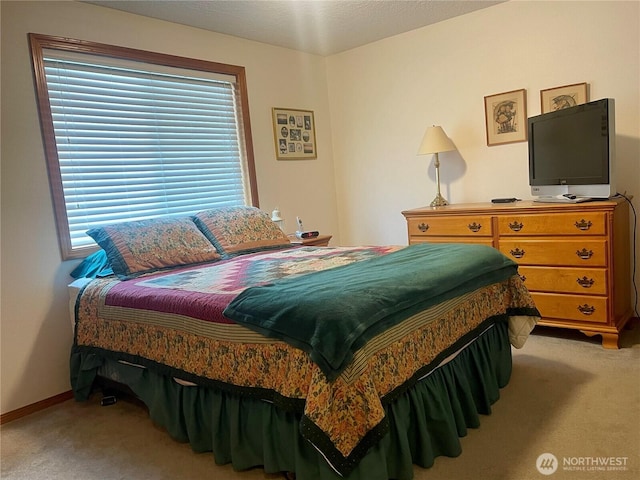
402;199;632;348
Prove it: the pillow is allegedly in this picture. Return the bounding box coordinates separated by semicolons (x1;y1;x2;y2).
70;249;114;279
87;216;221;279
193;206;291;256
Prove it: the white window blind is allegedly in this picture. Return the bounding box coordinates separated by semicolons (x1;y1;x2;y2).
42;53;250;250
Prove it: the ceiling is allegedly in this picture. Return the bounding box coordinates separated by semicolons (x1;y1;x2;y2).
85;0;505;56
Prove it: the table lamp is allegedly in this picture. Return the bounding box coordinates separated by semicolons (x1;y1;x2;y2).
417;126;456;207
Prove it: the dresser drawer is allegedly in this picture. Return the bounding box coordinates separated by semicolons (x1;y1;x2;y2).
499;239;608;267
407;216;493;237
531;292;608;324
409;236;494;246
518;266;608;295
498;212;607;236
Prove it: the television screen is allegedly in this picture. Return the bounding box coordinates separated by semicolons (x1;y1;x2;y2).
528;98;615;200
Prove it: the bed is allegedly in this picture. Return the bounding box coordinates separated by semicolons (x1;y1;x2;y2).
68;206;540;480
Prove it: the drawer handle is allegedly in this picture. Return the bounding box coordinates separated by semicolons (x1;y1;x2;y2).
508;221;524;232
577;276;595;288
418;223;429;232
575;219;593;231
467;222;482;233
510;248;525;259
578;304;596;316
576;248;594;260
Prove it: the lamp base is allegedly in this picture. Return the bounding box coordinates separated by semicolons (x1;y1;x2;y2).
430;194;449;207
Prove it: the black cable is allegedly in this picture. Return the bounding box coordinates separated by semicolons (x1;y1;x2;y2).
615;192;639;319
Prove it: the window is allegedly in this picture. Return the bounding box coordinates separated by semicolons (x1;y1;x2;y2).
29;33;258;260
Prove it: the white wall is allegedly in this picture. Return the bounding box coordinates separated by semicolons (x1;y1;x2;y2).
326;0;639;248
0;0;338;414
2;0;639;415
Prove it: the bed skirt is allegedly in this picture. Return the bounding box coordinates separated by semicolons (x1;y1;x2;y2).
70;321;512;480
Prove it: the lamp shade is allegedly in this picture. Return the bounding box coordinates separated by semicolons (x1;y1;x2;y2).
271;208;283;222
417;126;455;155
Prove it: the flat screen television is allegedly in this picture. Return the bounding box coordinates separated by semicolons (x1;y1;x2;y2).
528;98;615;202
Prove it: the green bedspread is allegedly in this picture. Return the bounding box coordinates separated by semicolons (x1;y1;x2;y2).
223;243;518;381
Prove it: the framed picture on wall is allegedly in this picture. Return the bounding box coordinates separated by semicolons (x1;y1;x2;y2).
484;89;527;146
272;107;317;160
540;82;588;113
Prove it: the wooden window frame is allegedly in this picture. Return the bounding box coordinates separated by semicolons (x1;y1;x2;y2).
28;33;259;260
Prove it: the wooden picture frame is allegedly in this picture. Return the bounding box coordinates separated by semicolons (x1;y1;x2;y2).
484;89;527;146
540;82;588;113
272;107;317;160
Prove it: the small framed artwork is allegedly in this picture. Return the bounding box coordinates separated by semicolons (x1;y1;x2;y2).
484;89;527;146
272;107;317;160
540;82;588;113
